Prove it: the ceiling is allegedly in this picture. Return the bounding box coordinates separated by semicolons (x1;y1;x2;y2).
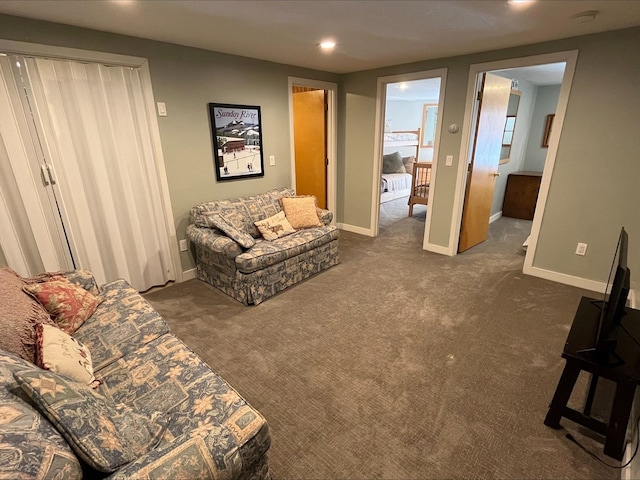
1;1;639;74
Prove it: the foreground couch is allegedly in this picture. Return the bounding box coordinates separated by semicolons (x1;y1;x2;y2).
187;187;340;305
0;267;271;479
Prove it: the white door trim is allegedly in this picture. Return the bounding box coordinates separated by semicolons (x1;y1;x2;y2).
451;50;579;260
372;68;447;241
287;77;338;216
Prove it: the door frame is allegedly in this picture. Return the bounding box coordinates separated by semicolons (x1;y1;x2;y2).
450;51;579;264
287;77;337;215
372;68;447;239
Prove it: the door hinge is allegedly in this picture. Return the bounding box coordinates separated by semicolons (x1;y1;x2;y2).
477;90;483;102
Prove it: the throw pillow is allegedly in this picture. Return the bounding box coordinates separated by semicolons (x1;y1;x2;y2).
23;276;103;335
279;196;323;229
36;324;96;385
402;155;416;173
255;211;296;241
382;151;406;174
0;267;56;363
14;369;169;473
201;212;256;249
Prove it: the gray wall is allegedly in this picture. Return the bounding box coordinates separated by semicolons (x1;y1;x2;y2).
523;85;561;172
0;14;338;273
339;27;640;287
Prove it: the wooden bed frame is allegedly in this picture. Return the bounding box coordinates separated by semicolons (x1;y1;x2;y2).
383;129;420;159
408;162;432;216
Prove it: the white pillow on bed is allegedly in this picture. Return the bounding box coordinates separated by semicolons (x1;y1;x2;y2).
383;152;406;174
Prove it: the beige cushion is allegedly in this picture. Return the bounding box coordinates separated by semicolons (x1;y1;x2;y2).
255;211;296;240
402;155;416;173
36;324;96;385
280;196;323;229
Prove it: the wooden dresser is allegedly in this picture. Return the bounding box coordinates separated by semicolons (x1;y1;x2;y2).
502;171;543;220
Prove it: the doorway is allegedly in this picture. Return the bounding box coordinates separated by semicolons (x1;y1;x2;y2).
372;69;447;243
288;77;337;213
450;51;579;265
379;78;441;233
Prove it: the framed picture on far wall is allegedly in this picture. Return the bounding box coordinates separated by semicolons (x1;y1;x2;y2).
208;103;264;181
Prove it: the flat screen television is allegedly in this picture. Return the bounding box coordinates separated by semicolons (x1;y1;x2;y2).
580;227;631;363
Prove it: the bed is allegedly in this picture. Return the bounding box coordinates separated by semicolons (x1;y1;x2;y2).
380;129;420;203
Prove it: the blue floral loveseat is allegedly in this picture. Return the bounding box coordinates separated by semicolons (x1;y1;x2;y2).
0;267;271;479
186;187;340;305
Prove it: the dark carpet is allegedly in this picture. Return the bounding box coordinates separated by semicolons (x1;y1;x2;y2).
145;216;622;479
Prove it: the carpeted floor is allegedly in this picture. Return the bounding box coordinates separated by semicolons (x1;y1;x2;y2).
145;216;622;479
379;196;426;231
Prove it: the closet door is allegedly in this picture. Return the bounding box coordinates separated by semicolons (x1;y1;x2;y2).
21;56;175;291
0;56;74;277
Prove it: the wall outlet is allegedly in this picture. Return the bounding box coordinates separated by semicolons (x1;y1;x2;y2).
575;242;588;256
157;102;167;117
445;155;453;166
179;239;188;252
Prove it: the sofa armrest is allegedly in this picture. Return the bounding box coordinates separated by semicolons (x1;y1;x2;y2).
186;224;243;259
316;208;333;225
62;269;100;295
106;429;268;480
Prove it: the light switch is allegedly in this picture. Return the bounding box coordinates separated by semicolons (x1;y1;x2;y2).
445;155;453;166
157;102;167;117
269;155;276;166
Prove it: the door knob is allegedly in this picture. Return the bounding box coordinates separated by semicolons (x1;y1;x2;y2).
492;171;501;177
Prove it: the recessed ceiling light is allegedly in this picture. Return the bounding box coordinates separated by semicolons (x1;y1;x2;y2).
572;10;599;23
319;40;336;51
505;0;536;7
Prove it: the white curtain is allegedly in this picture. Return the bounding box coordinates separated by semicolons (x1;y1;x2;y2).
0;54;175;290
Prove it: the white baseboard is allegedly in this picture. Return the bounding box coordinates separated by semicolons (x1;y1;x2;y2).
423;242;452;255
524;265;604;295
489;211;502;223
337;223;374;237
181;268;196;281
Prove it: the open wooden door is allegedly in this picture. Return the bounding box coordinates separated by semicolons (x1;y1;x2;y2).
292;88;327;208
458;73;512;252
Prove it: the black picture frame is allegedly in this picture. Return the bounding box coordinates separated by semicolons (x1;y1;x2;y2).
209;103;264;181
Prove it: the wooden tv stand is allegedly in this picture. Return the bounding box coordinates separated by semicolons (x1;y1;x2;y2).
544;296;640;461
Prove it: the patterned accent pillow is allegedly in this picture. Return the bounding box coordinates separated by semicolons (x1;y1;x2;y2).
36;324;96;385
382;151;405;174
279;196;323;229
255;211;296;241
23;276;103;335
201;212;256;249
14;369;170;473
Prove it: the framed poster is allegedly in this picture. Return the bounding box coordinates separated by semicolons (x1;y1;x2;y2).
208;103;264;181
